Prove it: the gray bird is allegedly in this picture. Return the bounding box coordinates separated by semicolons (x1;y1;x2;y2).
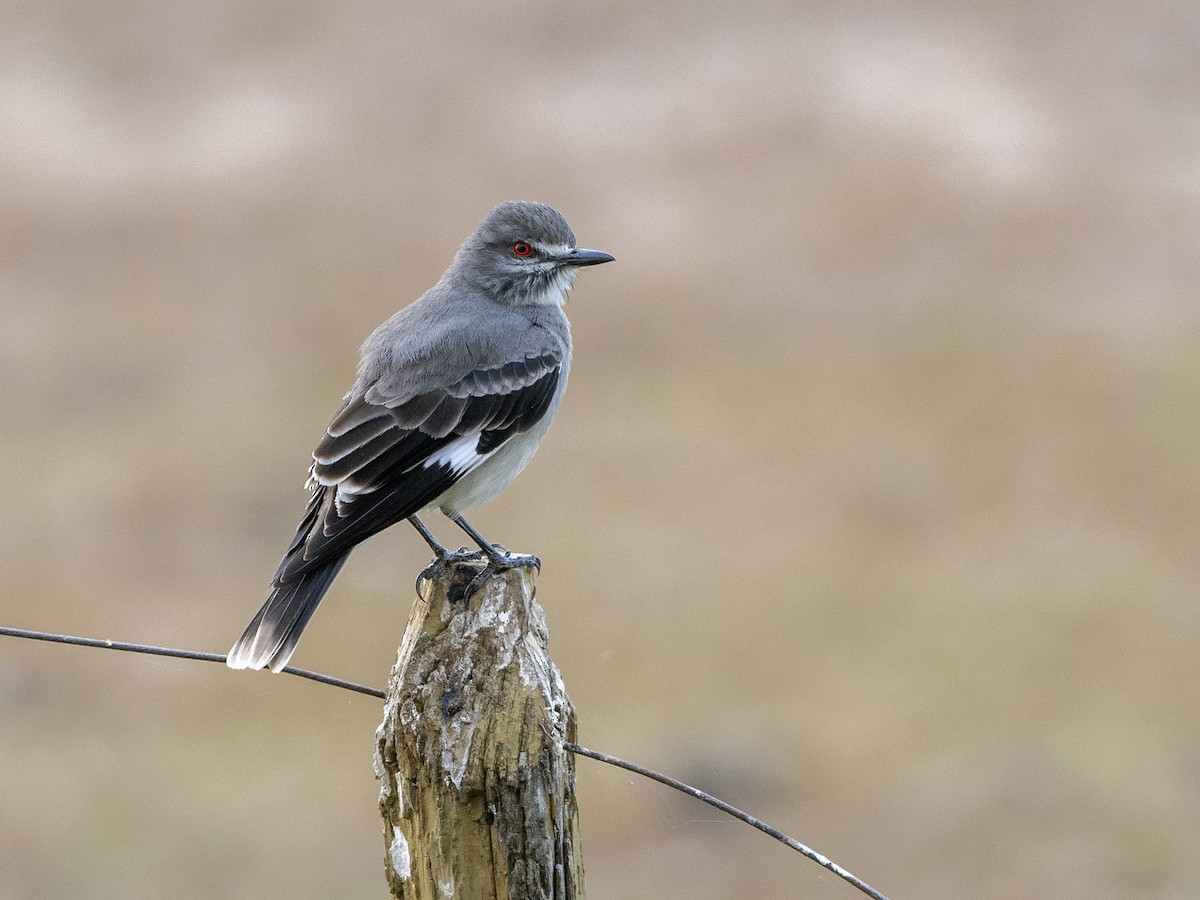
227;201;613;672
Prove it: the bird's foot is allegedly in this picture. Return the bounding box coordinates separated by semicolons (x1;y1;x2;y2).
417;548;540;601
480;543;541;573
457;548;538;601
415;546;486;593
447;515;541;573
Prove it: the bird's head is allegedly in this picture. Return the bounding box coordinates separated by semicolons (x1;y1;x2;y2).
453;201;614;306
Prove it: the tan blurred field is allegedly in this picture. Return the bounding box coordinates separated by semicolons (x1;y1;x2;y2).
3;2;1199;898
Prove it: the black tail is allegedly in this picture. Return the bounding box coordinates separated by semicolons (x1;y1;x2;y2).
226;553;350;672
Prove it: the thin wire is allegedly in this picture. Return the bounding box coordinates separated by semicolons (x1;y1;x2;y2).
1;624;888;899
0;626;385;698
564;742;888;900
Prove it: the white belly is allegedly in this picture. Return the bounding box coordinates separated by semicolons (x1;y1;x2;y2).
429;423;547;516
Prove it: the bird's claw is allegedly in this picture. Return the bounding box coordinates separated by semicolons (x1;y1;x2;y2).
481;544;541;573
414;540;540;598
457;550;539;600
416;546;486;593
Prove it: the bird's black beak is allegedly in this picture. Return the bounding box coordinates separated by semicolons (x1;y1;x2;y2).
563;248;615;267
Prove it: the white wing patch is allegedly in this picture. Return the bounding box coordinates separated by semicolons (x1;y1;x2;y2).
329;432;492;515
423;432;491;476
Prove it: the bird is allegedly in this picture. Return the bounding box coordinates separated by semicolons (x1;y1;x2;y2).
227;201;613;672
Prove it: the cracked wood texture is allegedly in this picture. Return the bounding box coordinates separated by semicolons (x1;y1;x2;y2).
375;558;585;900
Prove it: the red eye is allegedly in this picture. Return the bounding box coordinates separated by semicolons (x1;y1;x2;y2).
512;241;532;257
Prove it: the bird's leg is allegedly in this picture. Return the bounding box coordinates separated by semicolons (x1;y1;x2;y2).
409;514;486;592
449;514;541;572
408;515;450;558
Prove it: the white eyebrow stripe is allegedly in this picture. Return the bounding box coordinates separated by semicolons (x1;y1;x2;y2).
533;242;574;257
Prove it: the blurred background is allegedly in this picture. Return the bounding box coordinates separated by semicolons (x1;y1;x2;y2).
2;1;1199;898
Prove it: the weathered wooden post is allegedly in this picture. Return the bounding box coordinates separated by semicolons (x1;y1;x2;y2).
375;557;584;899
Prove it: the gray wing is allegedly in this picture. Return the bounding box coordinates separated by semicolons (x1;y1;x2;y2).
271;351;563;585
